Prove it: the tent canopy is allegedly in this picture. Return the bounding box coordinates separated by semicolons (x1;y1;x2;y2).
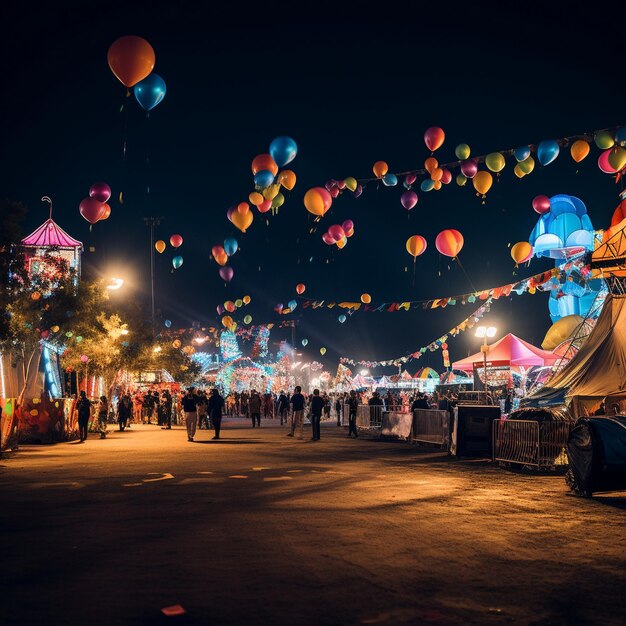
22;218;83;249
452;333;560;372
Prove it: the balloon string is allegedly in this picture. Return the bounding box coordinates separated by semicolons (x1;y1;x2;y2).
455;256;477;293
120;89;130;204
145;112;151;196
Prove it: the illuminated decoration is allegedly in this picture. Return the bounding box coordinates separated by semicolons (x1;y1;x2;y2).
220;331;242;361
215;357;275;395
0;351;5;399
191;352;222;375
21;200;83;284
251;325;270;359
106;277;124;290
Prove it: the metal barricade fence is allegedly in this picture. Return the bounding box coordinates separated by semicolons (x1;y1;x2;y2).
493;419;573;468
411;409;450;449
341;404;409;429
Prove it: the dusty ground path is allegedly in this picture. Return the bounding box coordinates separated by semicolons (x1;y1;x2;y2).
1;422;625;625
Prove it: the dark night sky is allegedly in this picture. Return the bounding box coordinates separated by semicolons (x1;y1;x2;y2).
2;1;624;372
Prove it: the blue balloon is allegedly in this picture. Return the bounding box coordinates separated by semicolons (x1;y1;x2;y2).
302;338;308;347
537;140;560;166
254;170;275;188
134;73;167;112
338;314;346;323
165;319;172;328
224;238;238;256
420;179;435;192
513;146;531;162
172;255;183;269
615;126;626;147
269;136;298;168
382;173;398;187
288;299;297;310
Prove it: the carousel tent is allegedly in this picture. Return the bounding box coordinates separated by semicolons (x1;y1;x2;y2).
452;333;560;371
523;294;626;414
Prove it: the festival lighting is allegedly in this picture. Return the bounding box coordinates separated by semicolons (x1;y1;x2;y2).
106;277;124;290
475;326;497;338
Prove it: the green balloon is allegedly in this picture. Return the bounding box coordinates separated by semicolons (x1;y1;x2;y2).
456;173;467;187
272;192;285;209
485;152;505;173
455;143;471;160
594;130;614;150
518;156;535;174
244;315;252;325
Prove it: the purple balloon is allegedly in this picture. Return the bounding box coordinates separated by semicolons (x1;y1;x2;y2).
354;184;363;198
401;190;418;210
328;224;345;241
405;173;417;186
226;206;235;222
342;219;354;232
219;266;234;283
460;159;478;179
89;182;111;203
217;305;224;315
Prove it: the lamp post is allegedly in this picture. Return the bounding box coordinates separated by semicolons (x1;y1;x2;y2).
475;326;497;402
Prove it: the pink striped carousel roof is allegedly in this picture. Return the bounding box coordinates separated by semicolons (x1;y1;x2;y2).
21;219;83;249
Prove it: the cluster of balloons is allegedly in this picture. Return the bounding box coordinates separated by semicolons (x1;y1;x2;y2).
218;295;252;331
212;237;238;283
227;202;254;233
275;299;299;315
79;182;112;224
305;177;362;217
321;220;354;249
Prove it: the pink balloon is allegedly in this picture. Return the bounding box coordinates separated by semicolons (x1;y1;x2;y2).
328;224;345;242
258;199;272;213
354;185;363;198
89;181;111;203
342;219;354;233
212;245;225;259
79;197;105;224
598;149;617;174
217;305;224;315
329;187;340;198
460;159;477;178
80;355;89;363
401;190;418;210
170;234;183;248
532;195;551;214
219;266;234;283
440;168;452;185
336;180;346;190
405;173;417;186
322;232;335;245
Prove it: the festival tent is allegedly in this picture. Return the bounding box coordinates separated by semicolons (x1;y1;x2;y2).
439;369;472;385
413;367;439;379
523;294;626;416
452;333;560;371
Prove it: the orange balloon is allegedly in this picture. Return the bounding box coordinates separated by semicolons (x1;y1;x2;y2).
424;157;438;173
435;229;464;258
372;161;388;178
278;170;297;190
107;36;155;88
361;293;372;304
472;171;493;195
570;140;590;163
155;240;166;254
237;202;250;214
216;253;228;266
232;210;254;233
296;283;306;295
433;180;442;190
248;192;264;206
511;241;533;265
304;187;332;216
406;235;427;258
431;167;443;181
251;154;278;176
99;203;111;220
336;237;347;249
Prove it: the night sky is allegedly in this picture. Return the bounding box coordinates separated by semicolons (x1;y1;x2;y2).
3;1;624;373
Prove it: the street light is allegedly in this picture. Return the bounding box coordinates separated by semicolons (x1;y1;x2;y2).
475;326;497;402
106;277;124;290
360;369;369;376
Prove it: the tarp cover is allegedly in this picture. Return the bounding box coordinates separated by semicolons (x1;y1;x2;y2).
566;416;626;496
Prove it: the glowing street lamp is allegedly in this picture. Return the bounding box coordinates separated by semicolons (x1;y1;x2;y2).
106;277;124;290
475;326;497;401
360;369;369;376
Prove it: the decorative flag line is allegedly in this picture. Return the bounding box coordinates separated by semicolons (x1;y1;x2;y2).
339;300;493;369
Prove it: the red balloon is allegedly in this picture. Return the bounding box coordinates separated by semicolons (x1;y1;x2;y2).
329;187;340;198
251;154;278;176
598;149;617;174
79;197;105;224
328;224;345;242
342;220;355;236
170;234;183;248
322;232;335;245
99;203;112;220
435;229;464;258
424;127;445;152
107;36;155;88
405;173;417;186
532;195;551;214
212;245;226;260
296;283;306;295
258;199;272;213
440;168;452;185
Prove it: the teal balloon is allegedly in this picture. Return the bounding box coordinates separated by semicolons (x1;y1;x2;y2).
382;173;398;187
537;140;560;166
254;170;274;188
302;338;308;347
172;255;183;269
514;146;531;162
224;238;238;256
134;74;167;111
164;319;172;328
288;299;297;310
269;136;298;167
420;179;435;192
338;314;346;323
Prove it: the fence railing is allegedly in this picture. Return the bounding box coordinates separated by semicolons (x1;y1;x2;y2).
342;404;409;429
493;419;572;468
411;409;450;449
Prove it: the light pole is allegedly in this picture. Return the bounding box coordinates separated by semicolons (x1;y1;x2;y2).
475;326;497;402
143;216;164;339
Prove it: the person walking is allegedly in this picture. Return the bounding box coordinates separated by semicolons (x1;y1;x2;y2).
278;390;289;426
287;385;305;438
77;390;91;442
98;396;108;439
208;388;225;440
182;387;198;442
335;396;342;426
347;390;359;438
163;390;173;429
197;391;208;429
310;389;325;441
249;390;262;428
117;394;131;431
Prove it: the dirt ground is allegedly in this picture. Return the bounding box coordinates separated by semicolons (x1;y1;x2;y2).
1;421;625;625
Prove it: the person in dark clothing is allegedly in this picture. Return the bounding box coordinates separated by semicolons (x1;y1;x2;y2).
117;394;131;431
347;390;359;438
368;391;384;426
411;393;429;411
77;391;91;442
278;391;289;425
163;390;173;429
335;397;342;426
288;386;305;438
181;387;199;442
310;389;325;441
208;388;225;439
249;390;262;427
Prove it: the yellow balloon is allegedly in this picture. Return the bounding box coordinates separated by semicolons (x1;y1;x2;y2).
263;184;280;200
472;171;493;195
336;236;347;249
243;295;251;305
320;347;326;355
518;156;535;174
510;241;533;265
155;240;166;254
608;147;626;172
570;140;590;163
232;210;254;233
541;315;585;350
272;192;285;209
455;143;471;160
594;130;614;150
513;164;526;178
235;299;243;308
456;173;467;186
51;325;60;333
343;177;358;192
278;170;296;191
249;191;264;206
485;152;505;173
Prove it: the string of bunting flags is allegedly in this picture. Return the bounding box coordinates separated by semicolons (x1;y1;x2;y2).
339;299;493;369
281;259;591;316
